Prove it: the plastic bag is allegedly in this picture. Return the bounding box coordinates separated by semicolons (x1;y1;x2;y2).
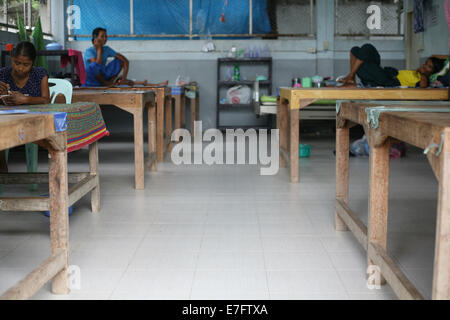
350;135;369;156
201;32;215;52
350;135;407;159
226;85;251;104
175;75;191;86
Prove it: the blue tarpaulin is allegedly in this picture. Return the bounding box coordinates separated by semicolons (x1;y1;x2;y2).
71;0;271;39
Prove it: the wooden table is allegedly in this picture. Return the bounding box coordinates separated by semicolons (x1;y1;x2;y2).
0;114;69;299
278;87;449;183
335;102;450;300
71;89;156;189
74;86;172;164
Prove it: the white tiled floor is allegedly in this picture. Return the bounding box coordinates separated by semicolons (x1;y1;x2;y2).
0;137;439;300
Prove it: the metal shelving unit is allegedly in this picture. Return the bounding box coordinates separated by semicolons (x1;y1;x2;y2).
216;57;272;130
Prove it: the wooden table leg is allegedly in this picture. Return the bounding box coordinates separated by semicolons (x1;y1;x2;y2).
156;91;165;163
49;146;70;294
195;92;200;122
335;125;350;231
190;95;197;137
133;109;145;190
290;108;299;183
181;94;186;129
174;95;181;142
89;141;100;213
148;102;157;172
367;137;390;286
277;99;288;169
432;129;450;299
165;95;173;154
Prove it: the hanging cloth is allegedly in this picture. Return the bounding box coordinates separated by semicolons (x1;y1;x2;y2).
414;0;425;33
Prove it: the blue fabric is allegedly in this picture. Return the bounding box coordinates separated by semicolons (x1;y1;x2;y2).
0;67;47;97
72;0;130;36
83;46;117;69
71;0;271;39
134;0;189;35
84;58;121;87
193;0;270;35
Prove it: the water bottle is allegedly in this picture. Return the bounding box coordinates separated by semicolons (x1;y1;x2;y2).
234;64;240;81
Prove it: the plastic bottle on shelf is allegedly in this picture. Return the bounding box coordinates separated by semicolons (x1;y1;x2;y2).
233;64;240;81
245;44;250;58
225;67;232;81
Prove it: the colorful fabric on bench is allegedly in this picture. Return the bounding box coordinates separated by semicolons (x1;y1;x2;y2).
0;102;108;152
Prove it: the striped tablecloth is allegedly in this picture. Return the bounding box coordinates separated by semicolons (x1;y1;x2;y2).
0;102;108;152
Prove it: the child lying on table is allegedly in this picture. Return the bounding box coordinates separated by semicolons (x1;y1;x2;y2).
84;27;168;87
339;43;446;88
0;41;50;105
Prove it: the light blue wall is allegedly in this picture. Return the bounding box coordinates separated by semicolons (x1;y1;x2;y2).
421;0;449;58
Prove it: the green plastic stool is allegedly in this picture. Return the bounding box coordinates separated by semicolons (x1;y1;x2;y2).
299;144;311;158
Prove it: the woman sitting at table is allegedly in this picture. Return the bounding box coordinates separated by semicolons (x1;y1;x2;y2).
0;41;50;105
339;43;445;88
84;27;132;87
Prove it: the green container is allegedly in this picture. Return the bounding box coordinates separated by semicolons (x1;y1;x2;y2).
299;144;311;157
233;64;240;81
302;77;312;88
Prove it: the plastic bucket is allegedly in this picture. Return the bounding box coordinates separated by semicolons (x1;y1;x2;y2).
299;144;311;157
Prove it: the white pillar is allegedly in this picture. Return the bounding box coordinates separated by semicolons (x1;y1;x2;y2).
51;0;66;45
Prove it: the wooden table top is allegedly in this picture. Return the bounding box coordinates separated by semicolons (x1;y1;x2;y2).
71;90;155;109
0;114;56;150
279;87;449;110
339;102;450;150
74;86;171;96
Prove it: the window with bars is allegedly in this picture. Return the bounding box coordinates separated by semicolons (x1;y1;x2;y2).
67;0;316;40
0;0;52;36
335;0;404;37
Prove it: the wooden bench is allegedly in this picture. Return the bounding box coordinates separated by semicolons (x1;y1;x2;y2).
335;102;450;300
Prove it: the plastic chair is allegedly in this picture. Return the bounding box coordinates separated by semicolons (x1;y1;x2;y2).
25;79;73;190
10;79;73;192
49;78;73;104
